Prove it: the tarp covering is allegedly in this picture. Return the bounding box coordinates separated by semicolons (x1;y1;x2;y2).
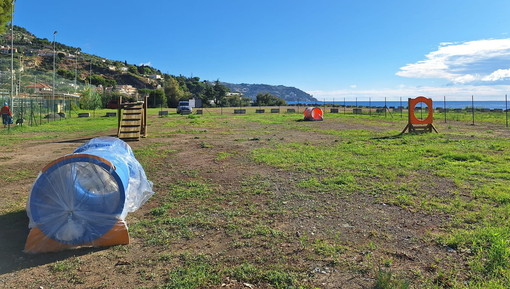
303;107;323;121
25;137;153;252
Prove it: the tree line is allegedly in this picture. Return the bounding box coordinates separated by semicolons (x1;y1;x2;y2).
78;74;286;110
129;76;287;109
0;0;14;34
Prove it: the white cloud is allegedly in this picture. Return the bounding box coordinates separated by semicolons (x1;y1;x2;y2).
482;69;510;81
139;61;152;66
350;84;357;89
397;39;510;84
307;84;510;101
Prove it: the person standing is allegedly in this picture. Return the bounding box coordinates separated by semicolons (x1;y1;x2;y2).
1;102;13;128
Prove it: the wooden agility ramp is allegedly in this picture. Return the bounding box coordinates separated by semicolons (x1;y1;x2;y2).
117;97;148;140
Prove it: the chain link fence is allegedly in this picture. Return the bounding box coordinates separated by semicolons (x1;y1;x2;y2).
1;95;79;126
288;96;510;127
2;95;510;129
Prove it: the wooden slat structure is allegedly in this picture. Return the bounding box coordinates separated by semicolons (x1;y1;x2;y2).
117;97;148;141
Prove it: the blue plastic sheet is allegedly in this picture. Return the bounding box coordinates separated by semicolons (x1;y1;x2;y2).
26;137;154;247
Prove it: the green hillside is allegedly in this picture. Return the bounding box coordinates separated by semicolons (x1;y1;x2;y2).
0;26;316;107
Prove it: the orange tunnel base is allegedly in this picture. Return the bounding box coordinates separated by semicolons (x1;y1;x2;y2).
24;220;129;253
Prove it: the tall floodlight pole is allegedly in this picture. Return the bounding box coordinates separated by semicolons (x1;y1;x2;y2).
10;0;14;113
89;61;92;86
52;31;57;116
74;51;78;92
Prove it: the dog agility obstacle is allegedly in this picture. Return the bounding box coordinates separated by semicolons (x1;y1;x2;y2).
401;96;438;134
25;137;153;253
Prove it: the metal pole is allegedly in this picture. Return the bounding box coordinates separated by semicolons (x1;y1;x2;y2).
343;97;345;114
53;31;57;119
10;1;14;121
471;95;475;125
19;98;23;126
384;97;387;118
444;96;447;123
400;97;402;118
506;94;508;128
369;97;371;116
29;98;32;126
74;51;78;92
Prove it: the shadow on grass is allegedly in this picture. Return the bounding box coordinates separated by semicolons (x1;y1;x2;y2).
373;130;438;140
295;119;323;122
0;209;101;275
371;134;404;140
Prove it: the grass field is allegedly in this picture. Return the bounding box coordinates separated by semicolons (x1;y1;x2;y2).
1;107;510;288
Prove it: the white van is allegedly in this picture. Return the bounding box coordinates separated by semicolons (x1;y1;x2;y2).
177;100;192;114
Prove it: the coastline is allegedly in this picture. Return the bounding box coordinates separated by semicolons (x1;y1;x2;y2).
288;100;510;110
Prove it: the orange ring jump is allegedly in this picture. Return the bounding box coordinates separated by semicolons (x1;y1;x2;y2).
409;96;433;125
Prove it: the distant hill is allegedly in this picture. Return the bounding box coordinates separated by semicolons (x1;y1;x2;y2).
1;26;317;102
222;83;317;102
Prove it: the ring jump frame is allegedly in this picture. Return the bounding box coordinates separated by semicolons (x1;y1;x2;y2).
401;96;438;134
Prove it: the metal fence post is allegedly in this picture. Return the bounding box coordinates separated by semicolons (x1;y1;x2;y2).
400;97;402;119
506;94;508;128
471;95;475;126
444;96;447;123
384;97;387;118
369;97;371;116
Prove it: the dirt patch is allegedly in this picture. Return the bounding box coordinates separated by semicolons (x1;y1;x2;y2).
0;112;491;288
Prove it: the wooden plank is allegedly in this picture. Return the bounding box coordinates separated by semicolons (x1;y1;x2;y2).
124;107;143;112
121;119;141;124
120;128;141;132
122;116;141;120
119;135;140;138
119;129;140;133
119;132;140;136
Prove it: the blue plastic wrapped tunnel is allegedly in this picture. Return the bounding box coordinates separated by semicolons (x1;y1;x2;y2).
25;137;154;252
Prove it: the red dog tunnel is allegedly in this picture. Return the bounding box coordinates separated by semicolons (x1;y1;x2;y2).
303;107;324;121
24;137;154;253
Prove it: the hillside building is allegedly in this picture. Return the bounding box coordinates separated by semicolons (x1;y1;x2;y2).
25;83;53;94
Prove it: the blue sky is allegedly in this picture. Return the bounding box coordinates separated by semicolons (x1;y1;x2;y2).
12;0;510;100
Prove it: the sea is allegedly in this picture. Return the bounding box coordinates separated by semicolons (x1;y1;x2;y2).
288;100;510;110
